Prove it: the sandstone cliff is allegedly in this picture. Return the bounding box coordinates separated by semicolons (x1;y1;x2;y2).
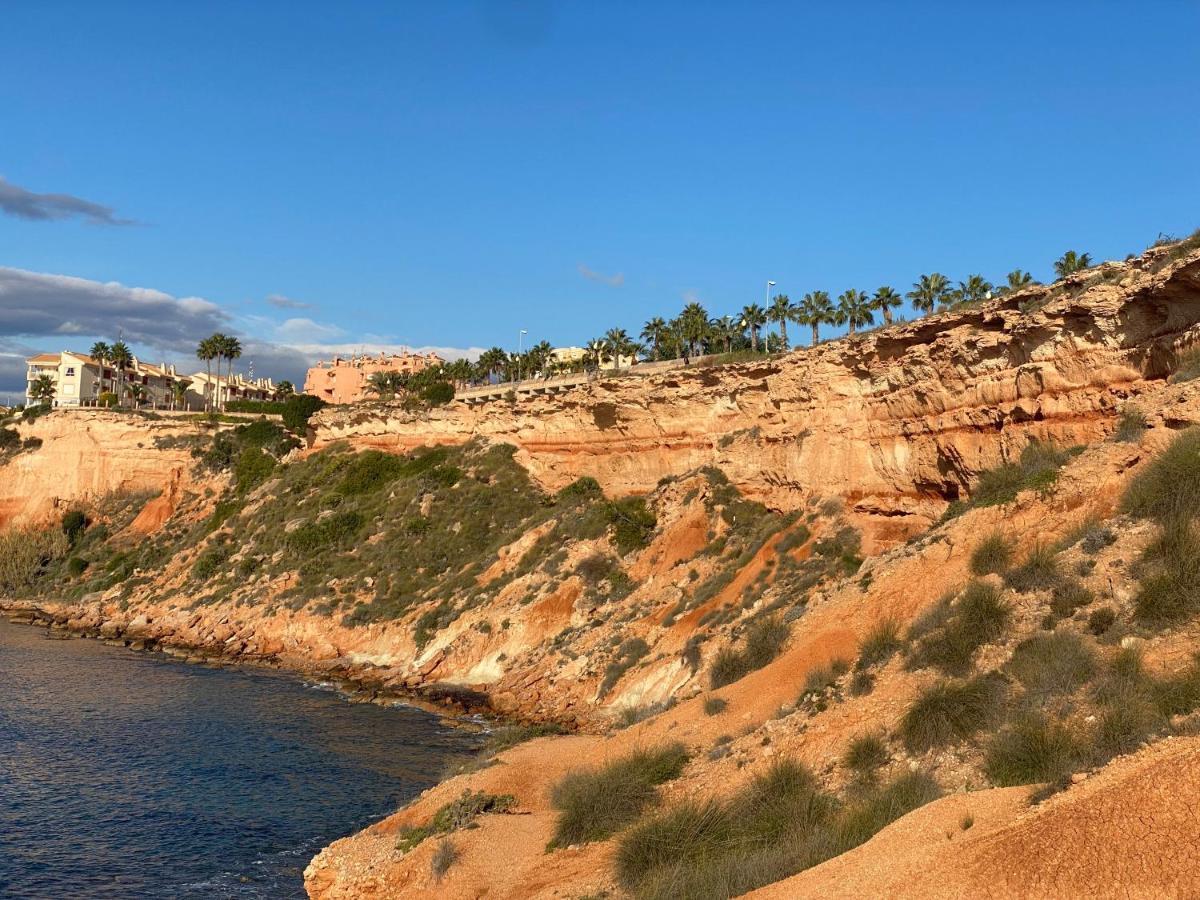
311;245;1200;548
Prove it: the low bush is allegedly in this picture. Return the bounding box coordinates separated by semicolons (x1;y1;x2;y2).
66;556;89;577
234;447;276;492
550;743;688;847
905;581;1009;676
969;532;1013;576
396;789;517;852
192;545;231;581
61;509;89;545
1113;405;1147;443
1087;606;1117;636
281;394;326;432
336;450;406;495
606;497;657;555
1049;578;1093;619
842;733;889;776
1003;544;1059;593
599;637;651;698
900;674;1006;752
984;714;1079;786
286;511;365;553
482;722;570;756
855;620;902;671
709;618;790;688
802;658;850;696
1007;631;1096;697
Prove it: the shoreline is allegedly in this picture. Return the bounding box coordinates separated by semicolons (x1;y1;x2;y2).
0;599;506;731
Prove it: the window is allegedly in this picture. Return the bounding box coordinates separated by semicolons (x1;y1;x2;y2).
65;367;75;376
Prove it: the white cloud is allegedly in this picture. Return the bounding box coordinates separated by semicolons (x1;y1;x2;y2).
577;263;625;287
272;317;348;343
0;175;134;225
265;293;314;310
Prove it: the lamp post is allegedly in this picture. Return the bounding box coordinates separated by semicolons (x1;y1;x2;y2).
517;329;527;382
766;280;776;306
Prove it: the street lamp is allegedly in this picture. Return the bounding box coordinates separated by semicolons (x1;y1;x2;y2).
518;329;528;382
765;280;777;306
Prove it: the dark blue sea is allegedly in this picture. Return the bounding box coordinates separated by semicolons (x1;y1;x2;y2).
0;618;477;899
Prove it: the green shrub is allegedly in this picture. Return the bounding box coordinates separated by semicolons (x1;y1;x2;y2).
1131;518;1200;626
834;771;941;849
905;581;1009;676
1007;631;1096;697
558;476;603;501
336;450;406;495
550;743;688;847
234;447;276;492
396;789;516;852
421;381;455;407
984;714;1079;786
1151;654;1200;717
703;696;728;716
969;532;1013;576
855;620;902;671
1121;428;1200;523
842;733;888;776
286;511;365;553
66;556;89;577
1004;544;1059;593
191;545;231;581
606;497;657;554
1093;701;1161;760
1113;405;1147;443
482;722;570;755
0;427;18;449
900;674;1006;752
281;394;326;432
61;509;89;545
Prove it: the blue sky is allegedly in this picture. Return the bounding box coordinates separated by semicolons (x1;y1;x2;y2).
2;1;1199;400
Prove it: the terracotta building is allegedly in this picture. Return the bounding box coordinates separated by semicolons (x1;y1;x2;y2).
303;351;444;404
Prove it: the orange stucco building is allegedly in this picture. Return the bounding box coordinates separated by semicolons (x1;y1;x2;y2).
303;351;444;404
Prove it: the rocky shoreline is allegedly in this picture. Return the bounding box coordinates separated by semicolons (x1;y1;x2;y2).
0;599;500;726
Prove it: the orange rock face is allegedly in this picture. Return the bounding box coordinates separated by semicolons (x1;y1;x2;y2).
0;411;204;529
311;250;1200;550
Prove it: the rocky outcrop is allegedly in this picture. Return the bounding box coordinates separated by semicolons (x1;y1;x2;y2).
312;248;1200;548
0;412;204;529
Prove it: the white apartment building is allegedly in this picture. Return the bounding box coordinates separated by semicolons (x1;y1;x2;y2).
24;350;280;410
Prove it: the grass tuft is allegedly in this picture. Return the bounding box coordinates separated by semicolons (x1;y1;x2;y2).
1003;544;1060;593
900;674;1006;752
1113;405;1147;443
969;532;1014;576
550;743;688;847
842;733;889;776
1007;631;1096;697
905;581;1009;676
709;618;790;688
984;714;1079;786
855;620;902;671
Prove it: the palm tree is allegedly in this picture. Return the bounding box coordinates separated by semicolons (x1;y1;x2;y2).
1001;270;1036;294
127;383;147;408
710;315;738;354
740;303;767;352
367;371;406;399
196;336;219;411
796;291;835;346
641;317;668;361
677;302;709;358
956;274;994;306
1054;251;1093;278
907;273;952;315
29;374;56;407
170;378;191;410
108;341;132;407
275;380;295;397
837;289;875;336
89;341;110;405
583;338;610;374
872;286;903;326
604;328;631;370
220;335;243;409
476;347;507;383
768;294;794;349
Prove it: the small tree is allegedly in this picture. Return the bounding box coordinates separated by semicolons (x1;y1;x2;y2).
907;273;952;315
768;293;794;349
796;291;835;346
740;303;767;352
836;289;874;336
872;286;903;325
29;374;56;406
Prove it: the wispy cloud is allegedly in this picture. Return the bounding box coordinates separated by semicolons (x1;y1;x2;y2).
265;293;314;310
0;176;134;226
577;263;625;287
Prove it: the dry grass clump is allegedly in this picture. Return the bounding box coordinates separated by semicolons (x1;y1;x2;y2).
1113;405;1148;443
430;837;459;881
969;532;1014;576
905;581;1010;676
703;696;728;716
984;714;1080;786
615;760;939;900
855;619;902;671
900;674;1006;752
549;743;688;847
842;733;889;777
396;789;517;852
1121;428;1200;522
1007;631;1097;698
1131;519;1200;626
969;441;1074;508
1003;543;1060;593
1049;577;1093;620
709;618;790;688
802;657;850;696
